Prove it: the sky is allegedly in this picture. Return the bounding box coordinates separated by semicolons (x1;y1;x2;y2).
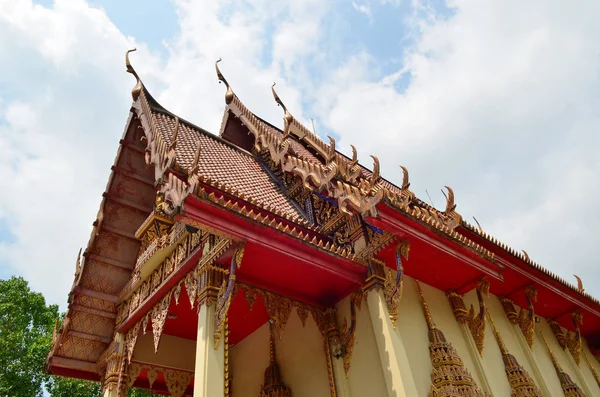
0;0;599;310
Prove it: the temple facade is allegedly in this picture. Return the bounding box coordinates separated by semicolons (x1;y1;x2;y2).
47;50;600;397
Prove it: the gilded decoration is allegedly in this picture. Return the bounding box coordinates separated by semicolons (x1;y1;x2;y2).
518;286;538;349
384;240;410;328
224;316;231;397
500;297;519;325
365;257;387;292
117;227;207;326
540;333;587;397
125;321;141;363
566;311;583;366
126;362;194;396
415;281;489;397
338;291;362;377
214;245;245;349
549;319;567;350
467;279;490;356
259;321;292;397
447;291;469;324
151;290;173;352
487;312;542;397
102;349;128;395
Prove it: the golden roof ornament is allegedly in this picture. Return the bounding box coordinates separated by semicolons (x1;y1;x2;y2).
487;312;543;396
444;186;456;213
540;332;587;396
415;281;489;397
400;165;410;191
574;275;584;293
216;58;234;105
125;49;143;101
271;82;294;139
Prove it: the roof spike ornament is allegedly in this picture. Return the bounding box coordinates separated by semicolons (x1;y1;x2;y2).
271;82;294;139
540;332;587;396
125;49;143;101
487;312;543;396
574;275;584;292
400;165;410;191
415;280;489;397
259;320;292;397
215;58;234;104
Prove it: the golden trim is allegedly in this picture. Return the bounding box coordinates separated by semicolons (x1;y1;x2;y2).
467;279;490;356
540;332;587;396
518;285;537;349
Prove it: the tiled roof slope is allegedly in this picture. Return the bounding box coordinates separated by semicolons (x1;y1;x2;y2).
149;108;304;220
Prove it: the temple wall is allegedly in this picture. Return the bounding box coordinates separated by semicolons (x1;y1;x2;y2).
336;294;388;397
230;310;331;397
133;333;196;371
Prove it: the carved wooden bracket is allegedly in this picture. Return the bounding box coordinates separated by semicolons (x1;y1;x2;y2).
214;245;245;349
518;285;538;349
566;310;583;366
467;278;490;356
338;291;362;377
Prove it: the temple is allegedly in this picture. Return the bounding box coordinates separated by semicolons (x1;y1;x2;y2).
46;50;600;397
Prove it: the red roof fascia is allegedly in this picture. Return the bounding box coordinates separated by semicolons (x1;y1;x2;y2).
181;194;365;286
367;203;504;282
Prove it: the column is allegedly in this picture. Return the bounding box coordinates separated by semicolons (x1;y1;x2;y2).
102;333;129;397
193;303;225;397
366;289;418;397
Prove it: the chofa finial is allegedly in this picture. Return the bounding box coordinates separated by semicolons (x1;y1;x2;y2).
216;58;234;104
125;49;143;101
443;186;456;213
400;165;410;191
574;275;584;292
271;82;294;129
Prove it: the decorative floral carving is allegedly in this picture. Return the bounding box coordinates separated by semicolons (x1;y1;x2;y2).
151;291;172;353
384;241;409;328
125;321;141;363
447;291;469;324
165;369;193;397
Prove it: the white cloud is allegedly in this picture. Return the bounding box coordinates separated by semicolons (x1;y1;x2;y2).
352;2;373;19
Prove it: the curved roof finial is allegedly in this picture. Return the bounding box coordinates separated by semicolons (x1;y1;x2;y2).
271;82;294;128
125;49;143;101
443;186;456;213
574;275;584;292
400;165;410;191
370;155;380;188
350;145;358;166
473;216;483;233
522;250;530;261
215;58;234;104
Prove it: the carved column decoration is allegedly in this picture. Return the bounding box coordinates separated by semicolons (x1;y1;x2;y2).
566;310;584;367
196;237;233;306
224;316;231;397
415;281;489;397
103;350;129;396
264;290;293;337
549;319;568;349
584;351;600;388
215;245;245;349
540;333;587;396
499;296;519;325
184;271;198;309
467;278;490;356
338;291;362;377
447;291;469;324
384;240;410;328
151;290;173;353
518;285;538;349
487;312;543;396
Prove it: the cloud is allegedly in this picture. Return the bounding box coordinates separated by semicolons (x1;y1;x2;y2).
352;2;373;20
318;0;600;295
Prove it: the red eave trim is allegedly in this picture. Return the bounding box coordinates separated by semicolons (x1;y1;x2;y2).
498;256;600;319
369;203;504;282
181;195;365;286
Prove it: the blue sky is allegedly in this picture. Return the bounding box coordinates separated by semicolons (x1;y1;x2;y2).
1;0;600;309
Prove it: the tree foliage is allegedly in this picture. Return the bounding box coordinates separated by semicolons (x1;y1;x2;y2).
0;276;158;397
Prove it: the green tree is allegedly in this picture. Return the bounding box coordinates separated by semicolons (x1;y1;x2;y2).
0;276;57;397
0;276;158;397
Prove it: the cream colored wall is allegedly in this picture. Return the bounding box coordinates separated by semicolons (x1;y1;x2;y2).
336;294;388;397
582;341;600;395
133;333;196;371
230;309;331;397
